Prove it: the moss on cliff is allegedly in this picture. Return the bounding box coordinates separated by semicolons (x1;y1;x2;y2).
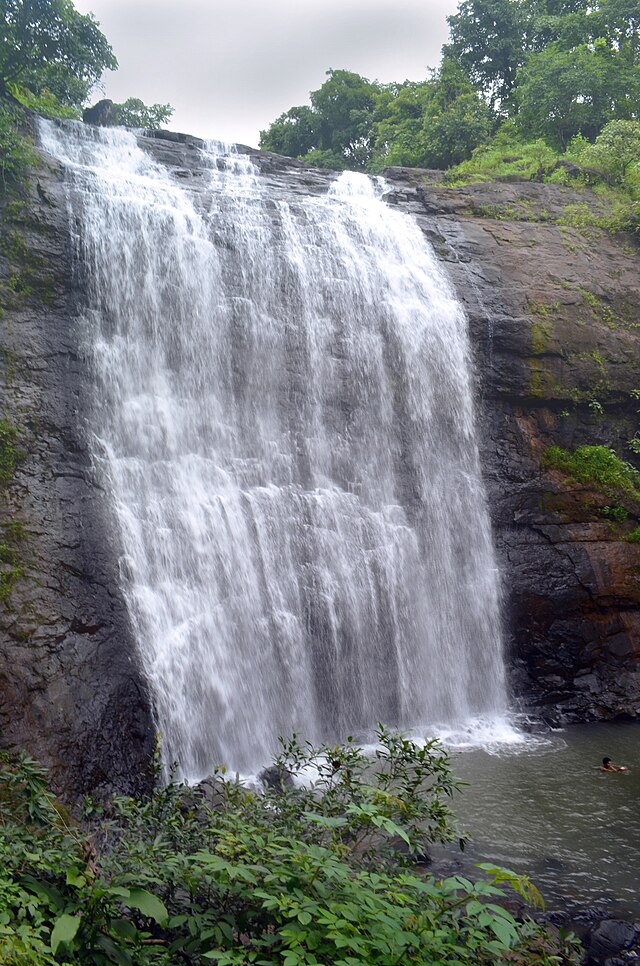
542;444;640;500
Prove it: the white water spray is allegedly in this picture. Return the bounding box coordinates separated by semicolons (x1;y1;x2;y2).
40;120;510;779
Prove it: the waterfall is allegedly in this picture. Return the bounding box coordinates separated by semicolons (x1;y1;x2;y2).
39;120;508;780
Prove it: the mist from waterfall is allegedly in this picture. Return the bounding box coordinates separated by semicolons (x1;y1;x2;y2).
39;120;508;780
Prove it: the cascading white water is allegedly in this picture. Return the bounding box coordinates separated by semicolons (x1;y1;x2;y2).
40;119;509;779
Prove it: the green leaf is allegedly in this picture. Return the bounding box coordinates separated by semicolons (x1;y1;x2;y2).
489;917;518;947
110;918;137;940
106;886;132;899
96;934;133;965
125;888;168;925
50;913;81;953
303;812;348;828
20;875;65;911
66;866;87;887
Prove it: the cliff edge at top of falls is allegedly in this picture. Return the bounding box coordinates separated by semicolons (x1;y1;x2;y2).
0;122;639;797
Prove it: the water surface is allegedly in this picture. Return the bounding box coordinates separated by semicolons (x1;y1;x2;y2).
448;722;640;917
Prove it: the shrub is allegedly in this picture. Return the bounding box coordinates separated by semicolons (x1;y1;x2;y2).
446;122;560;185
542;444;640;500
0;733;580;964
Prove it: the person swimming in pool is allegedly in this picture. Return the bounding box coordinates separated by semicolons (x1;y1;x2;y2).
600;756;628;772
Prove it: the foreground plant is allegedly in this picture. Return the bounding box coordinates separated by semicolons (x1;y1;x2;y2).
0;731;580;964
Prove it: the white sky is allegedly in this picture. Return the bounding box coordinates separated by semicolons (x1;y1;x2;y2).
73;0;458;148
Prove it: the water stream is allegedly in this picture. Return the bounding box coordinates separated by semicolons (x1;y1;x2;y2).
39;121;508;780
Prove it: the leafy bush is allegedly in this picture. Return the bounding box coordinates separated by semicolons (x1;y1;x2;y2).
542;444;640;500
0;733;580;964
446;123;560;184
579;120;640;185
600;504;629;522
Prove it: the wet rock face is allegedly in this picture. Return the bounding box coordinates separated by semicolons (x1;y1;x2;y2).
0;119;154;799
1;127;639;796
382;170;640;721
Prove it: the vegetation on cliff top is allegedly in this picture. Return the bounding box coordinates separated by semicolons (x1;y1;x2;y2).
259;0;640;232
0;730;579;964
0;0;173;153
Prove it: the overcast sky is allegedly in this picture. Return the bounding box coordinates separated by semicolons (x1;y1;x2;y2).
73;0;459;148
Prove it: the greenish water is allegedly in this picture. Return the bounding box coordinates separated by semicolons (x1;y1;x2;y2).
447;722;640;917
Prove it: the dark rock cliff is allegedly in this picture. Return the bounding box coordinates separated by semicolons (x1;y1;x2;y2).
1;124;638;795
0;119;154;797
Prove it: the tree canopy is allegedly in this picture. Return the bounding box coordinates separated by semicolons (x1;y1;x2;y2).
260;0;640;174
0;0;117;105
260;70;381;170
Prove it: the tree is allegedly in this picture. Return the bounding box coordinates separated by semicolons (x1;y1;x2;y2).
515;40;640;146
0;0;117;106
259;69;381;170
372;62;493;171
423;91;494;167
594;0;640;63
371;80;434;169
259;104;320;158
581;117;640;179
111;97;173;129
309;69;381;169
444;0;532;107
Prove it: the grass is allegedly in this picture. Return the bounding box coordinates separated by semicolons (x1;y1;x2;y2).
541;444;640;500
0;419;24;487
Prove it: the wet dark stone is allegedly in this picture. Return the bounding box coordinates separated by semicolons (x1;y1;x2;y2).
258;765;295;793
587;919;638;964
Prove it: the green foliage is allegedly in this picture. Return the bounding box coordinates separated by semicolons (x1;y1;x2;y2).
0;0;117;107
627;525;640;541
447;121;561;183
261;0;640;174
0;418;23;487
0;733;581;965
261;65;491;172
444;0;533;107
260;104;320;158
371;60;493;171
111;98;174;129
260;70;381;170
8;82;81;119
580;118;640;182
0;103;35;195
368;80;434;169
600;503;629;521
542;444;640;498
309;69;381;170
514;40;640;148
